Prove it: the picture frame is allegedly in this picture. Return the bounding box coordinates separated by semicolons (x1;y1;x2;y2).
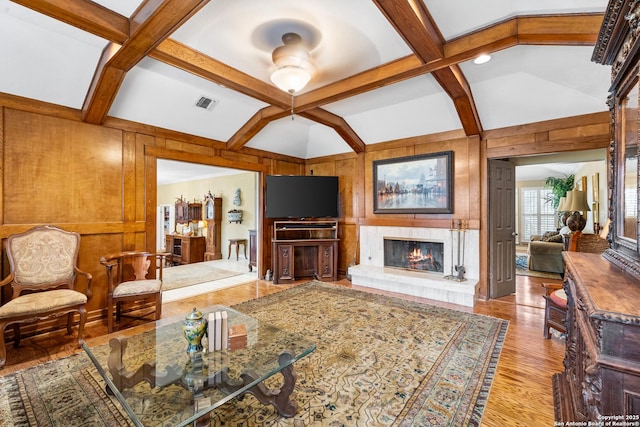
373;151;453;214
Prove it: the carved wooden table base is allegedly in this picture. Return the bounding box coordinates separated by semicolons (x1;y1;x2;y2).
106;336;298;418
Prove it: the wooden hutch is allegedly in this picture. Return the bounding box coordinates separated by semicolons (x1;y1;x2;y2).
166;196;205;264
553;0;640;421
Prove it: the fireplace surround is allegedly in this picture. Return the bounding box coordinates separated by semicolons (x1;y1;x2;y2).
348;225;479;307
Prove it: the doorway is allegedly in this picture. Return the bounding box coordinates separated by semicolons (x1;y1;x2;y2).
487;149;607;299
156;159;260;273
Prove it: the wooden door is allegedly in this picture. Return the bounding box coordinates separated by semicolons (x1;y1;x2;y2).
489;159;517;298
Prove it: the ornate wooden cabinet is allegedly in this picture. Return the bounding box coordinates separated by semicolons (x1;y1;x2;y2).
553;1;640;421
271;220;338;284
554;252;640;421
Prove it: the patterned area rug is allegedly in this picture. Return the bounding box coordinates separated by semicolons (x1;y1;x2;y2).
162;261;242;291
0;282;508;426
515;254;562;280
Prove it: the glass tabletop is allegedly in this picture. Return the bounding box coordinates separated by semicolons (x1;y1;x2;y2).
83;305;316;427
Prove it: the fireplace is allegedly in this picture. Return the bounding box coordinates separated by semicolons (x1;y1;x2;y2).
383;238;444;273
348;225;479;307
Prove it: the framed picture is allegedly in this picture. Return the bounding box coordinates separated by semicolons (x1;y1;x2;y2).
373;151;453;214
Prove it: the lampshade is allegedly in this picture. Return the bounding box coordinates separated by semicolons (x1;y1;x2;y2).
563;191;574;212
557;196;568;212
270;66;311;94
270;33;313;94
565;190;591;212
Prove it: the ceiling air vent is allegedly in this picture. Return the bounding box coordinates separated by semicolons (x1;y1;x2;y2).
194;96;218;111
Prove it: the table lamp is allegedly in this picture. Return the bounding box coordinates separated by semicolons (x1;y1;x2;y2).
565;190;591;232
557;196;570;226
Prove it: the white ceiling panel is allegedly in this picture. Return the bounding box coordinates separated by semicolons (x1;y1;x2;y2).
306;123;354;159
0;2;106;108
109;58;268;142
461;45;611;129
245;115;317;158
327;75;461;145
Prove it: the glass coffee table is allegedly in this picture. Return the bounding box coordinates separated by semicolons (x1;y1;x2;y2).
83;305;316;427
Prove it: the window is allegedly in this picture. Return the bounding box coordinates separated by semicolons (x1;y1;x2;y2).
521;187;556;242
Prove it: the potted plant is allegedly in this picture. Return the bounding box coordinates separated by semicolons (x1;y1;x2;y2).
544;174;575;209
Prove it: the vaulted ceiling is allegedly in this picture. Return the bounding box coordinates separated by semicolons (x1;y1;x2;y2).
1;0;611;160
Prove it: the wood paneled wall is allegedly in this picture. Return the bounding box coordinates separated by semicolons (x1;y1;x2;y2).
0;92;610;331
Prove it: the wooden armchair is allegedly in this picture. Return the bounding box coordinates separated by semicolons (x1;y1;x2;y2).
0;226;92;369
100;251;168;333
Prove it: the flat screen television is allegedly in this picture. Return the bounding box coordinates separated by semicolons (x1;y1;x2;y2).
266;175;339;219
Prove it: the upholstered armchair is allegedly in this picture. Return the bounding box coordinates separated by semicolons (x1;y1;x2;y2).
0;226;92;369
528;233;565;274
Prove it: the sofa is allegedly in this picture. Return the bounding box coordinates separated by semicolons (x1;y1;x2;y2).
527;232;565;274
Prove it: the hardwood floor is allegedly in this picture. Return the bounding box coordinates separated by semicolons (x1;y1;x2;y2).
0;274;565;426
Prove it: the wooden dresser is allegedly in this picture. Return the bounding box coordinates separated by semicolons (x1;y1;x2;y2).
553;252;640;421
166;235;205;265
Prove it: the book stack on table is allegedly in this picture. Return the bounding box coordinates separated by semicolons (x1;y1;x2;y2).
207;310;228;352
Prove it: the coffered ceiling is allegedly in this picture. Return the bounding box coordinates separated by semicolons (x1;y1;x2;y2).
0;0;612;160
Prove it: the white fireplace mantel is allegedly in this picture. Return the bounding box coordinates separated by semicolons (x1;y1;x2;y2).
348;225;479;307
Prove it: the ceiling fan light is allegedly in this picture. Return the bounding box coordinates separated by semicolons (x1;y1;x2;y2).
270;32;314;94
272;43;310;69
270;66;311;94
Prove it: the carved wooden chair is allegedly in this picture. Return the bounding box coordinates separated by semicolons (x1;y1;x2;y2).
0;226;92;369
542;231;610;339
100;251;168;333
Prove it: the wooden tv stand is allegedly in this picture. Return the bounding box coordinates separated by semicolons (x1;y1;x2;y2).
271;220;338;284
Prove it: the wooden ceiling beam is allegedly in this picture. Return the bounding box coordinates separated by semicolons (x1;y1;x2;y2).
9;4;604;149
82;0;210;124
296;13;603;113
431;65;482;135
150;39;291;109
445;13;603;61
372;0;444;62
10;0;129;43
372;0;482;136
226;106;289;151
298;108;366;153
227;12;601;150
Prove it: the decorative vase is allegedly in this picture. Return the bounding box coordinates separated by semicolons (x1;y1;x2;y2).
182;308;208;354
567;212;586;232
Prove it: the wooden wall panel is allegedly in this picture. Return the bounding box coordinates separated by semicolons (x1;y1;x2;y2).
335;158;356;219
79;233;124;313
272;159;304;175
0;94;611;321
3;109;123;225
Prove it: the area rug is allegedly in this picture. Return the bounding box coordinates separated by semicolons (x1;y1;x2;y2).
161;261;242;291
515;254;562;280
0;281;508;426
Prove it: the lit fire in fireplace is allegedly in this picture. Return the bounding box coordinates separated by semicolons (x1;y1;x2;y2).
384;238;444;273
407;247;440;271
